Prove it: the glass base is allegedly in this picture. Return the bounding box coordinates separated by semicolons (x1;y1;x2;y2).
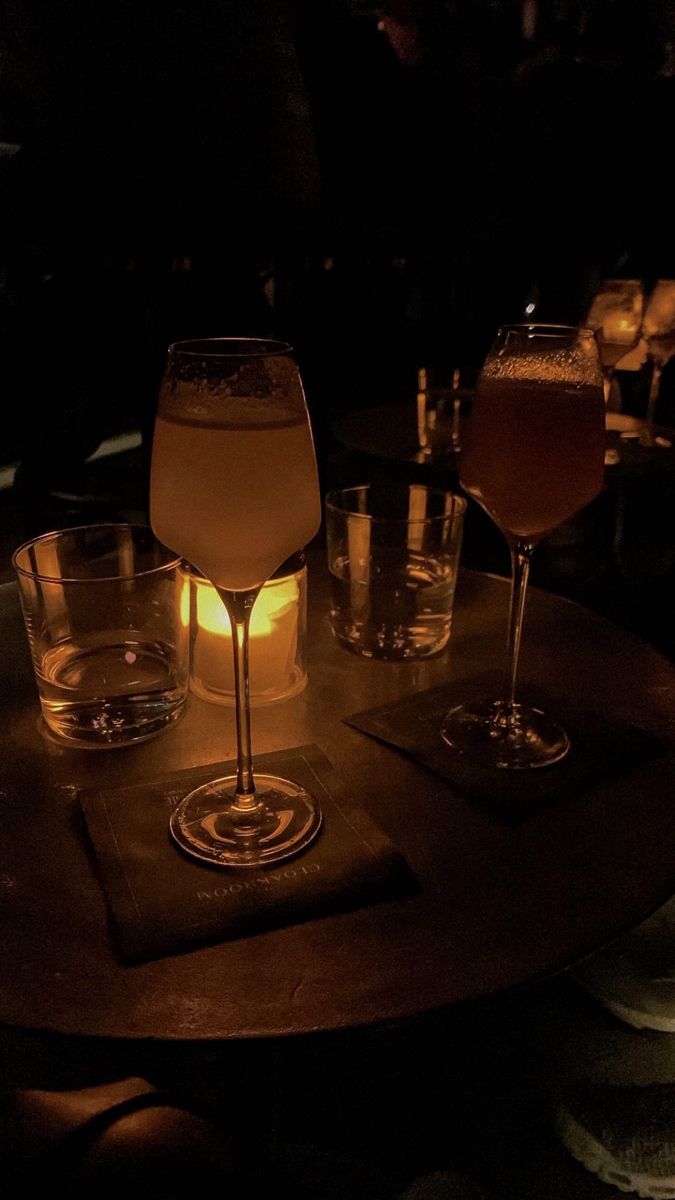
169;773;322;868
441;699;570;770
636;424;672;449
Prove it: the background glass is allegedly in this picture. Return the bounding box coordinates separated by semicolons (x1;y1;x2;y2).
641;279;675;446
586;279;645;410
415;365;467;458
442;324;605;769
325;483;465;660
12;523;189;747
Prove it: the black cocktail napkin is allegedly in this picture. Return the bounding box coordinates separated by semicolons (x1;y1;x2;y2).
80;745;414;964
345;673;665;822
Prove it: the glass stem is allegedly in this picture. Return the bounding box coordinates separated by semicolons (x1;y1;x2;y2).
504;541;533;719
645;361;662;427
602;369;612;409
218;586;263;811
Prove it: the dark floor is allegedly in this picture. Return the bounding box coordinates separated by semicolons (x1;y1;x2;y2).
2;973;674;1198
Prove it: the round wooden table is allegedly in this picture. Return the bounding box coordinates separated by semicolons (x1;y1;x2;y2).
1;555;674;1042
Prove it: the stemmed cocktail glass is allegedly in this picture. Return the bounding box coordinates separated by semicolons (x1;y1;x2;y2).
586;279;645;410
442;324;605;769
150;338;322;866
640;279;675;446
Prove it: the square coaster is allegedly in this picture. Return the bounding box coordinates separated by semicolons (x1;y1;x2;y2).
345;674;665;821
80;745;414;963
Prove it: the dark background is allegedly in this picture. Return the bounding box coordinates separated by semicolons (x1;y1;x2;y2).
1;0;674;654
1;0;674;466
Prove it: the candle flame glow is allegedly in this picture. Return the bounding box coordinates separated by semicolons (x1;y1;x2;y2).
195;576;299;639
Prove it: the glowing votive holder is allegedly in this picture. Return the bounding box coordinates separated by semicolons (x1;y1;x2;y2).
189;553;307;707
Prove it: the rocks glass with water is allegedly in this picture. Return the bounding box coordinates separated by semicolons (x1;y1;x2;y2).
325;483;466;660
13;523;189;747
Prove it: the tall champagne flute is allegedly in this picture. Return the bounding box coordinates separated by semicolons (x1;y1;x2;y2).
151;338;322;866
442;325;605;769
640;279;675;446
586;279;644;410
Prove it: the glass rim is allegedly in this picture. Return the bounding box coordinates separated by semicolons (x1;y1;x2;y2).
168;336;295;359
496;323;596;339
12;522;183;583
324;484;467;524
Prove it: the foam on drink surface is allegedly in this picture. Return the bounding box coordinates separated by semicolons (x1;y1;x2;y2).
159;356;307;430
462;352;605;541
481;338;603;389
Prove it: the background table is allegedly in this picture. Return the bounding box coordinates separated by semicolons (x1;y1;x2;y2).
331;403;675;480
332;402;458;478
1;555;675;1042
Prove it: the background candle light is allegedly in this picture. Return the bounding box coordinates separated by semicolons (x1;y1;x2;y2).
189;554;307;706
602;309;638;347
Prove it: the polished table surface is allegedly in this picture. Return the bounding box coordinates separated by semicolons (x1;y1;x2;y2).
1;554;675;1042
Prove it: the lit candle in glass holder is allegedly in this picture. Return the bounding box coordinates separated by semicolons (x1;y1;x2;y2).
587;280;645;380
189;554;307;706
602;310;638;350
